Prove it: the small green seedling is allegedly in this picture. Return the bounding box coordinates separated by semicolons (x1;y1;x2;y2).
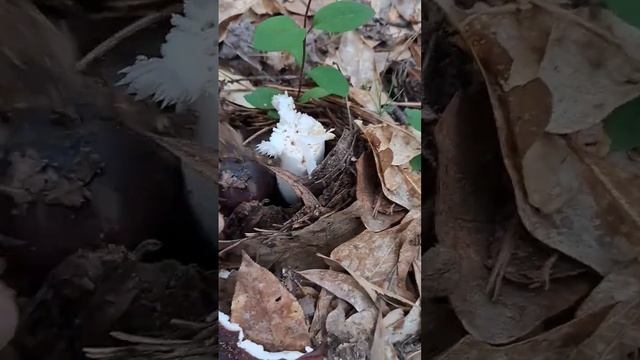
405;108;422;172
244;87;282;109
245;1;374;108
602;0;640;151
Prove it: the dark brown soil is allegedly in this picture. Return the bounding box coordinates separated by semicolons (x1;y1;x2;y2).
0;2;216;359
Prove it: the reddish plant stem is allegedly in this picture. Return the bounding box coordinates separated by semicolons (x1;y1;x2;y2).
296;0;313;100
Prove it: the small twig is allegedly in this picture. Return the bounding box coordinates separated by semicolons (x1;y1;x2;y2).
169;319;210;330
345;96;352;126
242;126;273;145
105;0;169;8
295;0;313;100
76;4;181;71
224;74;298;85
540;253;559;290
389;101;421;107
109;331;191;345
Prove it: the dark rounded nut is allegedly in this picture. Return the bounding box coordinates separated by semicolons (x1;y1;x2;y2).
219;157;275;212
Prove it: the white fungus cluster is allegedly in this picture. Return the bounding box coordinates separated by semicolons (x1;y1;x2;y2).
256;93;335;203
117;0;216;110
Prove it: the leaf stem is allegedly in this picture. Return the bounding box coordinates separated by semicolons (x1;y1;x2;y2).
296;0;313;101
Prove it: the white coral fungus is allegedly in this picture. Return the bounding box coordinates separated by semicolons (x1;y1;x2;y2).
256;93;335;203
116;0;216;110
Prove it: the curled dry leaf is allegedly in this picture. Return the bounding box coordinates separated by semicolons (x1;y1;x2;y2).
387;301;420;344
309;288;333;342
326;301;377;344
220;0;257;24
298;269;374;312
392;0;421;23
444;1;640;134
231;252;311;352
577;263;640;317
349;87;389;113
219;68;255;108
0;280;18;351
325;31;377;89
330;213;420;302
371;310;398;360
251;0;281;15
266;166;321;208
569;298;640;360
355;151;406;231
279;0;334;15
437;0;640;275
435;91;593;344
439;305;612;360
357;120;421;210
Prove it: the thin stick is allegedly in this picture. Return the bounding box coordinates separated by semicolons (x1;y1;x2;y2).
76;4;181;71
242;126;273;145
295;0;313;100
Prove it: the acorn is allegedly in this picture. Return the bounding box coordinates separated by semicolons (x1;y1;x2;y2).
218;122;275;213
219;157;275;212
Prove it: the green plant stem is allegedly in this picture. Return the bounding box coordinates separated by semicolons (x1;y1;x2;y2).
296;0;313;101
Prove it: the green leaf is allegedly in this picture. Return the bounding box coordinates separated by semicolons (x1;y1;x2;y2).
307;66;349;97
604;95;640;151
312;1;375;33
244;87;281;109
253;16;306;64
299;87;331;103
404;108;421;131
603;0;640;29
267;110;280;119
410;155;421;172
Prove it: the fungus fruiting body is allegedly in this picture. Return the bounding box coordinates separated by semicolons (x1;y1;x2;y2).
116;0;217;240
256;93;335;203
117;0;217;147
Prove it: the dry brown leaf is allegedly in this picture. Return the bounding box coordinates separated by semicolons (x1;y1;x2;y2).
266;166;321;208
357;120;421;210
298;269;374;312
309;288;333;342
319;254;415;309
371;0;393;18
371;310;398;360
521;133;581;213
278;0;334;15
387;301;420;344
355;152;406;231
349;87;389;113
220;68;255;108
392;0;420;23
412;256;421;298
251;0;281;14
330;216;418;293
231;252;311;352
394;225;420;300
265;52;295;71
435;91;594;344
220;0;257;24
438;305;612;360
325;31;377;89
326;301;377;344
569;298;640;360
437;0;640;275
445;1;640;134
0;280;17;351
577;263;640;317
